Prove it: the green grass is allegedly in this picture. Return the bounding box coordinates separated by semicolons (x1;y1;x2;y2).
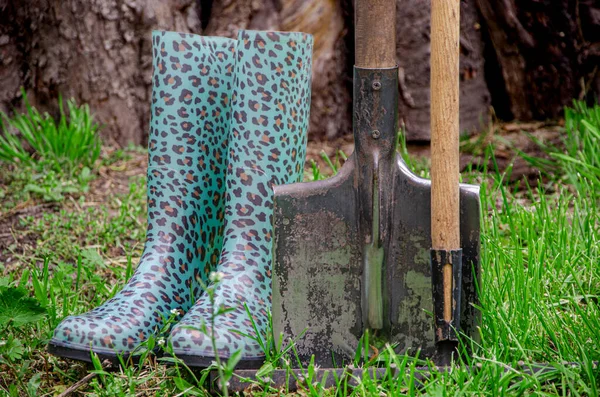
0;89;101;173
0;89;101;204
518;102;600;202
1;102;599;395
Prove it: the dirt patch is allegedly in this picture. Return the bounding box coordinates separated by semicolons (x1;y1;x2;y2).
306;121;563;182
0;202;58;269
0;149;149;270
88;149;148;202
0;123;562;270
460;121;562;183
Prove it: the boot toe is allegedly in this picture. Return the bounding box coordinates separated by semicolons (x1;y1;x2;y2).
169;315;265;367
49;315;121;356
49;310;152;358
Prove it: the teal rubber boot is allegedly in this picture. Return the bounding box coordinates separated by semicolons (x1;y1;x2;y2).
48;31;236;362
168;30;313;368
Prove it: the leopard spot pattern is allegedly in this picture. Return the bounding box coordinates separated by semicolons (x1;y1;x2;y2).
170;30;313;360
50;31;235;355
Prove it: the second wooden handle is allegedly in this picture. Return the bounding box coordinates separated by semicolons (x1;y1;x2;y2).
430;0;460;250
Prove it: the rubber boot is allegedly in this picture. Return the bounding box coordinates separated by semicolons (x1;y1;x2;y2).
168;30;313;368
48;31;236;362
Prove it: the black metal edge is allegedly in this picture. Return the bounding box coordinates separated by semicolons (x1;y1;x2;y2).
430;249;463;342
215;362;599;394
211;367;393;394
170;352;265;369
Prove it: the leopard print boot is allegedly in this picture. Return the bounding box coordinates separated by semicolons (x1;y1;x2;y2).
168;30;313;368
48;31;236;362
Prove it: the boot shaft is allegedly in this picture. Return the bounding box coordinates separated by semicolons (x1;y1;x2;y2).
227;30;313;187
146;32;237;292
168;30;314;364
49;31;240;359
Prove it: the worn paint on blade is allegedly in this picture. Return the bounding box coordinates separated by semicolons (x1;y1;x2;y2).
273;201;363;363
394;270;435;351
409;234;430;265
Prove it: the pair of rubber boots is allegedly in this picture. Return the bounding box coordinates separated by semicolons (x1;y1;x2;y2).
48;29;313;368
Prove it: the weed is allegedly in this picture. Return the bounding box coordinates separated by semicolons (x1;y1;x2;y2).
0;89;101;203
0;89;101;174
2;102;600;395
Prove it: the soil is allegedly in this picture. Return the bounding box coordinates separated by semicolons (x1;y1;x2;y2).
308;121;562;183
0;122;563;269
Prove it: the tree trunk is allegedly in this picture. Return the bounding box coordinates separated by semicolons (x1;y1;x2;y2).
201;0;354;141
476;0;600;120
0;0;202;146
0;0;353;144
2;0;596;145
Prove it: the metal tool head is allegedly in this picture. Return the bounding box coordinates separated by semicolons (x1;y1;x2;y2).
272;67;480;367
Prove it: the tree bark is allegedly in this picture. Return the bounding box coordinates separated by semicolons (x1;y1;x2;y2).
476;0;600;120
0;1;23;114
2;0;596;145
200;0;353;141
0;0;353;144
0;0;202;146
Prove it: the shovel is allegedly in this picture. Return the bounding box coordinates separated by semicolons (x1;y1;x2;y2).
272;0;480;367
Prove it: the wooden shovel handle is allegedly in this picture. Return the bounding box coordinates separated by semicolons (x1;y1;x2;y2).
431;0;460;250
355;0;396;68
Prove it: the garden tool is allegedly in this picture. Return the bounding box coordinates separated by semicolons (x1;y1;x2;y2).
272;0;480;367
168;30;313;368
48;31;236;362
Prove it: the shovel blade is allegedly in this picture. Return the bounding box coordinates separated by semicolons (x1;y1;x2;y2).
273;156;362;365
272;154;480;367
386;157;480;359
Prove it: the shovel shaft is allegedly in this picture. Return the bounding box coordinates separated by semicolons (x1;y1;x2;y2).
430;0;462;351
430;0;460;250
355;0;396;68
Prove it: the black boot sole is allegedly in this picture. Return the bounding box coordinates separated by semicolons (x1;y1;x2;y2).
49;340;265;370
47;340;158;366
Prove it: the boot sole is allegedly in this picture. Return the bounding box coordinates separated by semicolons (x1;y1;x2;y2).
47;340;157;366
49;340;264;370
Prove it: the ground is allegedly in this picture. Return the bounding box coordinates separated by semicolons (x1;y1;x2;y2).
1;118;599;396
0;122;559;269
